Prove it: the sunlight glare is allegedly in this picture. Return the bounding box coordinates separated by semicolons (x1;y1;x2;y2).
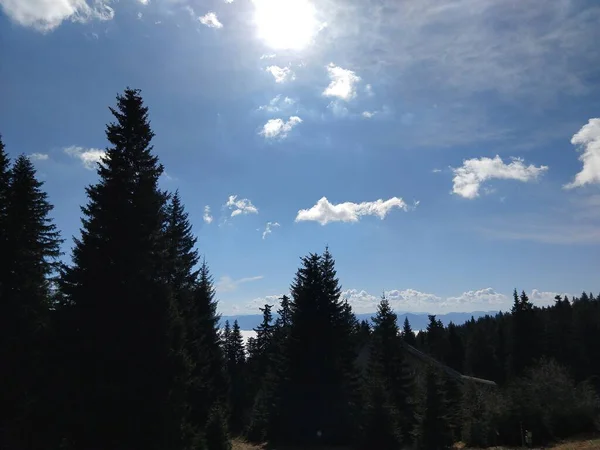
253;0;319;50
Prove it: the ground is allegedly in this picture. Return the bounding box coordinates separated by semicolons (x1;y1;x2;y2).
232;436;600;450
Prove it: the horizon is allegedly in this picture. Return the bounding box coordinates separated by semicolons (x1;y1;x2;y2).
1;0;599;318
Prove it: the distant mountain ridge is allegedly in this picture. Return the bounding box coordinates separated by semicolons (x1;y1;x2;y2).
219;310;499;331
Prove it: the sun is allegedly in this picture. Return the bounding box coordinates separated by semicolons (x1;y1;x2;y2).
253;0;319;50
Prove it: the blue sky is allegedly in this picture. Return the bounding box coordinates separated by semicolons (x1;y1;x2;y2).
1;0;599;317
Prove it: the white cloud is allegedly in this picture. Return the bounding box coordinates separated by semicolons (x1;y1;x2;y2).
64;145;106;170
137;11;142;19
260;53;276;59
258;95;295;113
452;155;548;199
342;287;563;314
262;221;280;240
216;275;264;293
342;288;443;314
564;118;600;189
203;205;213;224
138;0;148;4
295;196;413;225
199;12;223;28
266;65;295;83
365;84;374;96
432;168;442;173
323;63;361;101
221;294;283;315
225;195;258;217
361;111;376;119
224;0;234;3
259;116;302;139
0;0;114;31
442;288;507;307
28;153;49;161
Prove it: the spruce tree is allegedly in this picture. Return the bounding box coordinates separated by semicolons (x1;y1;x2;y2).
0;135;10;261
59;88;186;450
0;153;62;450
192;261;228;427
224;320;246;435
402;316;417;347
418;368;452;450
277;248;359;446
371;296;416;446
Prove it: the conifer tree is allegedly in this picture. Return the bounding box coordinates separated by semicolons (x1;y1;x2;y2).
0;153;62;450
191;261;228;426
402;316;417;347
277;248;359;446
0;135;10;260
205;405;232;450
361;357;403;450
371;296;416;445
418;368;452;450
59;88;186;450
225;320;246;435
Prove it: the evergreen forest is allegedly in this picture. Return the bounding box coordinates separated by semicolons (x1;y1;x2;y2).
1;88;599;450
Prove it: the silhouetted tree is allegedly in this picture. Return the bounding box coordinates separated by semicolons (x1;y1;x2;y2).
0;154;62;450
59;88;187;450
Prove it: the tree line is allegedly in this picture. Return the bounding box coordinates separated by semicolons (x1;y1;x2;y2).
0;88;598;450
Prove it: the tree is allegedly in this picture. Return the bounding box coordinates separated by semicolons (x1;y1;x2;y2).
205;405;232;450
224;320;246;435
0;153;62;450
402;316;417;347
59;88;186;450
277;248;359;446
418;368;452;450
191;261;228;427
370;296;416;446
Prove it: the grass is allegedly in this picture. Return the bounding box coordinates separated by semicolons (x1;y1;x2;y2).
233;436;600;450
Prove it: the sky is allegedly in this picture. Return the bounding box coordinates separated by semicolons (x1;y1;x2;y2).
1;0;599;318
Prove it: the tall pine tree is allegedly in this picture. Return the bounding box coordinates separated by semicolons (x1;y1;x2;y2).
0;153;62;450
59;88;187;450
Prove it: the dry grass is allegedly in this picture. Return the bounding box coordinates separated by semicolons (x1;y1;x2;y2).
233;436;600;450
453;435;600;449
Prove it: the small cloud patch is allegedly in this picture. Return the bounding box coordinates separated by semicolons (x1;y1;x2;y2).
259;116;302;139
225;195;259;217
452;155;548;199
203;205;213;224
295;196;414;225
64;145;106;170
564;118;600;189
323;63;360;101
199;12;223;28
28;153;49;161
262;221;280;239
266;65;295;83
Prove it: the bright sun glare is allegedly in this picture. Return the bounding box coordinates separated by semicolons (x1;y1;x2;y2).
253;0;319;50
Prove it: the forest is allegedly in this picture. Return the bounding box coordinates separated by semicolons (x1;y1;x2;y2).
1;88;599;450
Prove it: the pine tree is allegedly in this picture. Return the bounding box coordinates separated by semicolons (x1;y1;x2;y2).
225;320;246;435
191;261;228;427
370;296;416;446
361;358;403;450
59;88;186;450
418;368;452;450
277;248;359;446
402;316;417;347
205;405;232;450
447;322;464;373
0;153;62;450
0;134;10;262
